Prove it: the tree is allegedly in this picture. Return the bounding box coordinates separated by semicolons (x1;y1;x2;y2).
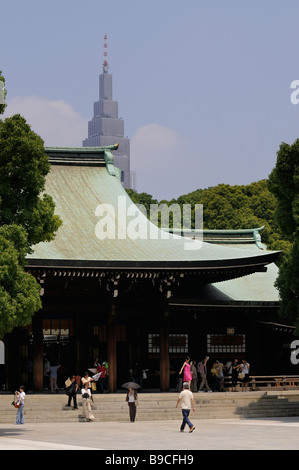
0;81;62;337
127;180;289;254
268;140;299;334
126;189;159;217
0;114;61;246
0;225;42;338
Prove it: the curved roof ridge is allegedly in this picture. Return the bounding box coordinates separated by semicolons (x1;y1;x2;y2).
26;148;279;281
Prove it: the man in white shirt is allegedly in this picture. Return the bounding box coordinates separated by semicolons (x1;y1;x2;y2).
176;382;196;433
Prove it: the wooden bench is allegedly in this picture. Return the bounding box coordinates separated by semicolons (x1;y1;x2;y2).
249;376;299;390
223;375;299;391
274;377;299;388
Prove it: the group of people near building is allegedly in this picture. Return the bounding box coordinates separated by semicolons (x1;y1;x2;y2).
178;356;250;393
43;357;109;394
13;356;250;427
64;361;108;422
12;379;192;430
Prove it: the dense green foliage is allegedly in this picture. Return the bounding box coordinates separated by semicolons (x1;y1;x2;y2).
0;225;42;338
0;87;62;337
127;179;290;255
0;115;61;246
268;140;299;334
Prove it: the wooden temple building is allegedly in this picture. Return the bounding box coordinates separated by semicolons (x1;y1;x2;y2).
2;145;296;392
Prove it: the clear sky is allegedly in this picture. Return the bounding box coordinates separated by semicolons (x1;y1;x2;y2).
1;0;299;199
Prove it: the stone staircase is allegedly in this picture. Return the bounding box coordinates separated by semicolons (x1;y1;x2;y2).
1;391;299;424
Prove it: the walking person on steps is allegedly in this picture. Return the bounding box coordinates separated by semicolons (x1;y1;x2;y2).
126;387;138;422
176;382;196;433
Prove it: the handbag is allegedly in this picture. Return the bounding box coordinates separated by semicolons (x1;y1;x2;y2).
239;373;245;379
65;378;72;388
14;403;21;408
66;385;73;396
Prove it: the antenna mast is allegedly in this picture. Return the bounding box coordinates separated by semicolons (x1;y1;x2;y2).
103;34;109;73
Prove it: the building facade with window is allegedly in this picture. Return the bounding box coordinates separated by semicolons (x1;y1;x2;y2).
2;145;295;393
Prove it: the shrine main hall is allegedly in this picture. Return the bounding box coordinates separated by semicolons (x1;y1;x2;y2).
2;145;294;392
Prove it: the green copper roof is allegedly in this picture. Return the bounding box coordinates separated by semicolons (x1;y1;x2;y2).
213;261;279;302
26;147;279;278
168;228;279;302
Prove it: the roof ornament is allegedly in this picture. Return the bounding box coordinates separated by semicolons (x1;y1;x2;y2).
103;34;109;73
104;143;121;178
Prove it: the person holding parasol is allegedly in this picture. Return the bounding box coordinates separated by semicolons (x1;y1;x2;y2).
122;382;140;422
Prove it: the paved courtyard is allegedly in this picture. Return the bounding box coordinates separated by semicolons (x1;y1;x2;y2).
1;416;299;451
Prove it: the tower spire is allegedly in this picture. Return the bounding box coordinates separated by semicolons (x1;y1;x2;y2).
103;34;109;73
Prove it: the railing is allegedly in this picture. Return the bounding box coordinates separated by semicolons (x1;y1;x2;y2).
223;375;299;391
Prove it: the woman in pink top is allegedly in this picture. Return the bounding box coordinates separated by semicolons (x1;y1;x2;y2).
179;357;192;390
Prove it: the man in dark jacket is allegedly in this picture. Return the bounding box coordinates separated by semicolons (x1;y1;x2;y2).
66;375;78;409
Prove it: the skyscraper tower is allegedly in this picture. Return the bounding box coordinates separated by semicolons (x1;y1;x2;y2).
83;35;131;188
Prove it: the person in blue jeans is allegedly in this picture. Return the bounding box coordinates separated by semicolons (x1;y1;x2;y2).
15;385;25;424
176;382;196;433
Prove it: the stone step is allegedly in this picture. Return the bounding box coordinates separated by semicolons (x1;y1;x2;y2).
2;398;296;408
3;409;299;424
7;399;297;412
1;398;293;410
2;391;299;423
1;391;292;401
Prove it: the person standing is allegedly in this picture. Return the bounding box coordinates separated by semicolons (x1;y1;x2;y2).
231;359;240;392
176;382;196;433
15;385;25;425
179;357;192;390
66;375;78;409
49;363;60;393
240;360;250;392
81;382;94;422
81;372;94;390
198;357;211;392
126;387;138;422
211;360;224;392
96;362;107;393
190;361;198;393
216;360;224;392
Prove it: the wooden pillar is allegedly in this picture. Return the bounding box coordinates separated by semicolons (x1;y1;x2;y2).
160;310;169;391
32;312;43;393
108;304;117;393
